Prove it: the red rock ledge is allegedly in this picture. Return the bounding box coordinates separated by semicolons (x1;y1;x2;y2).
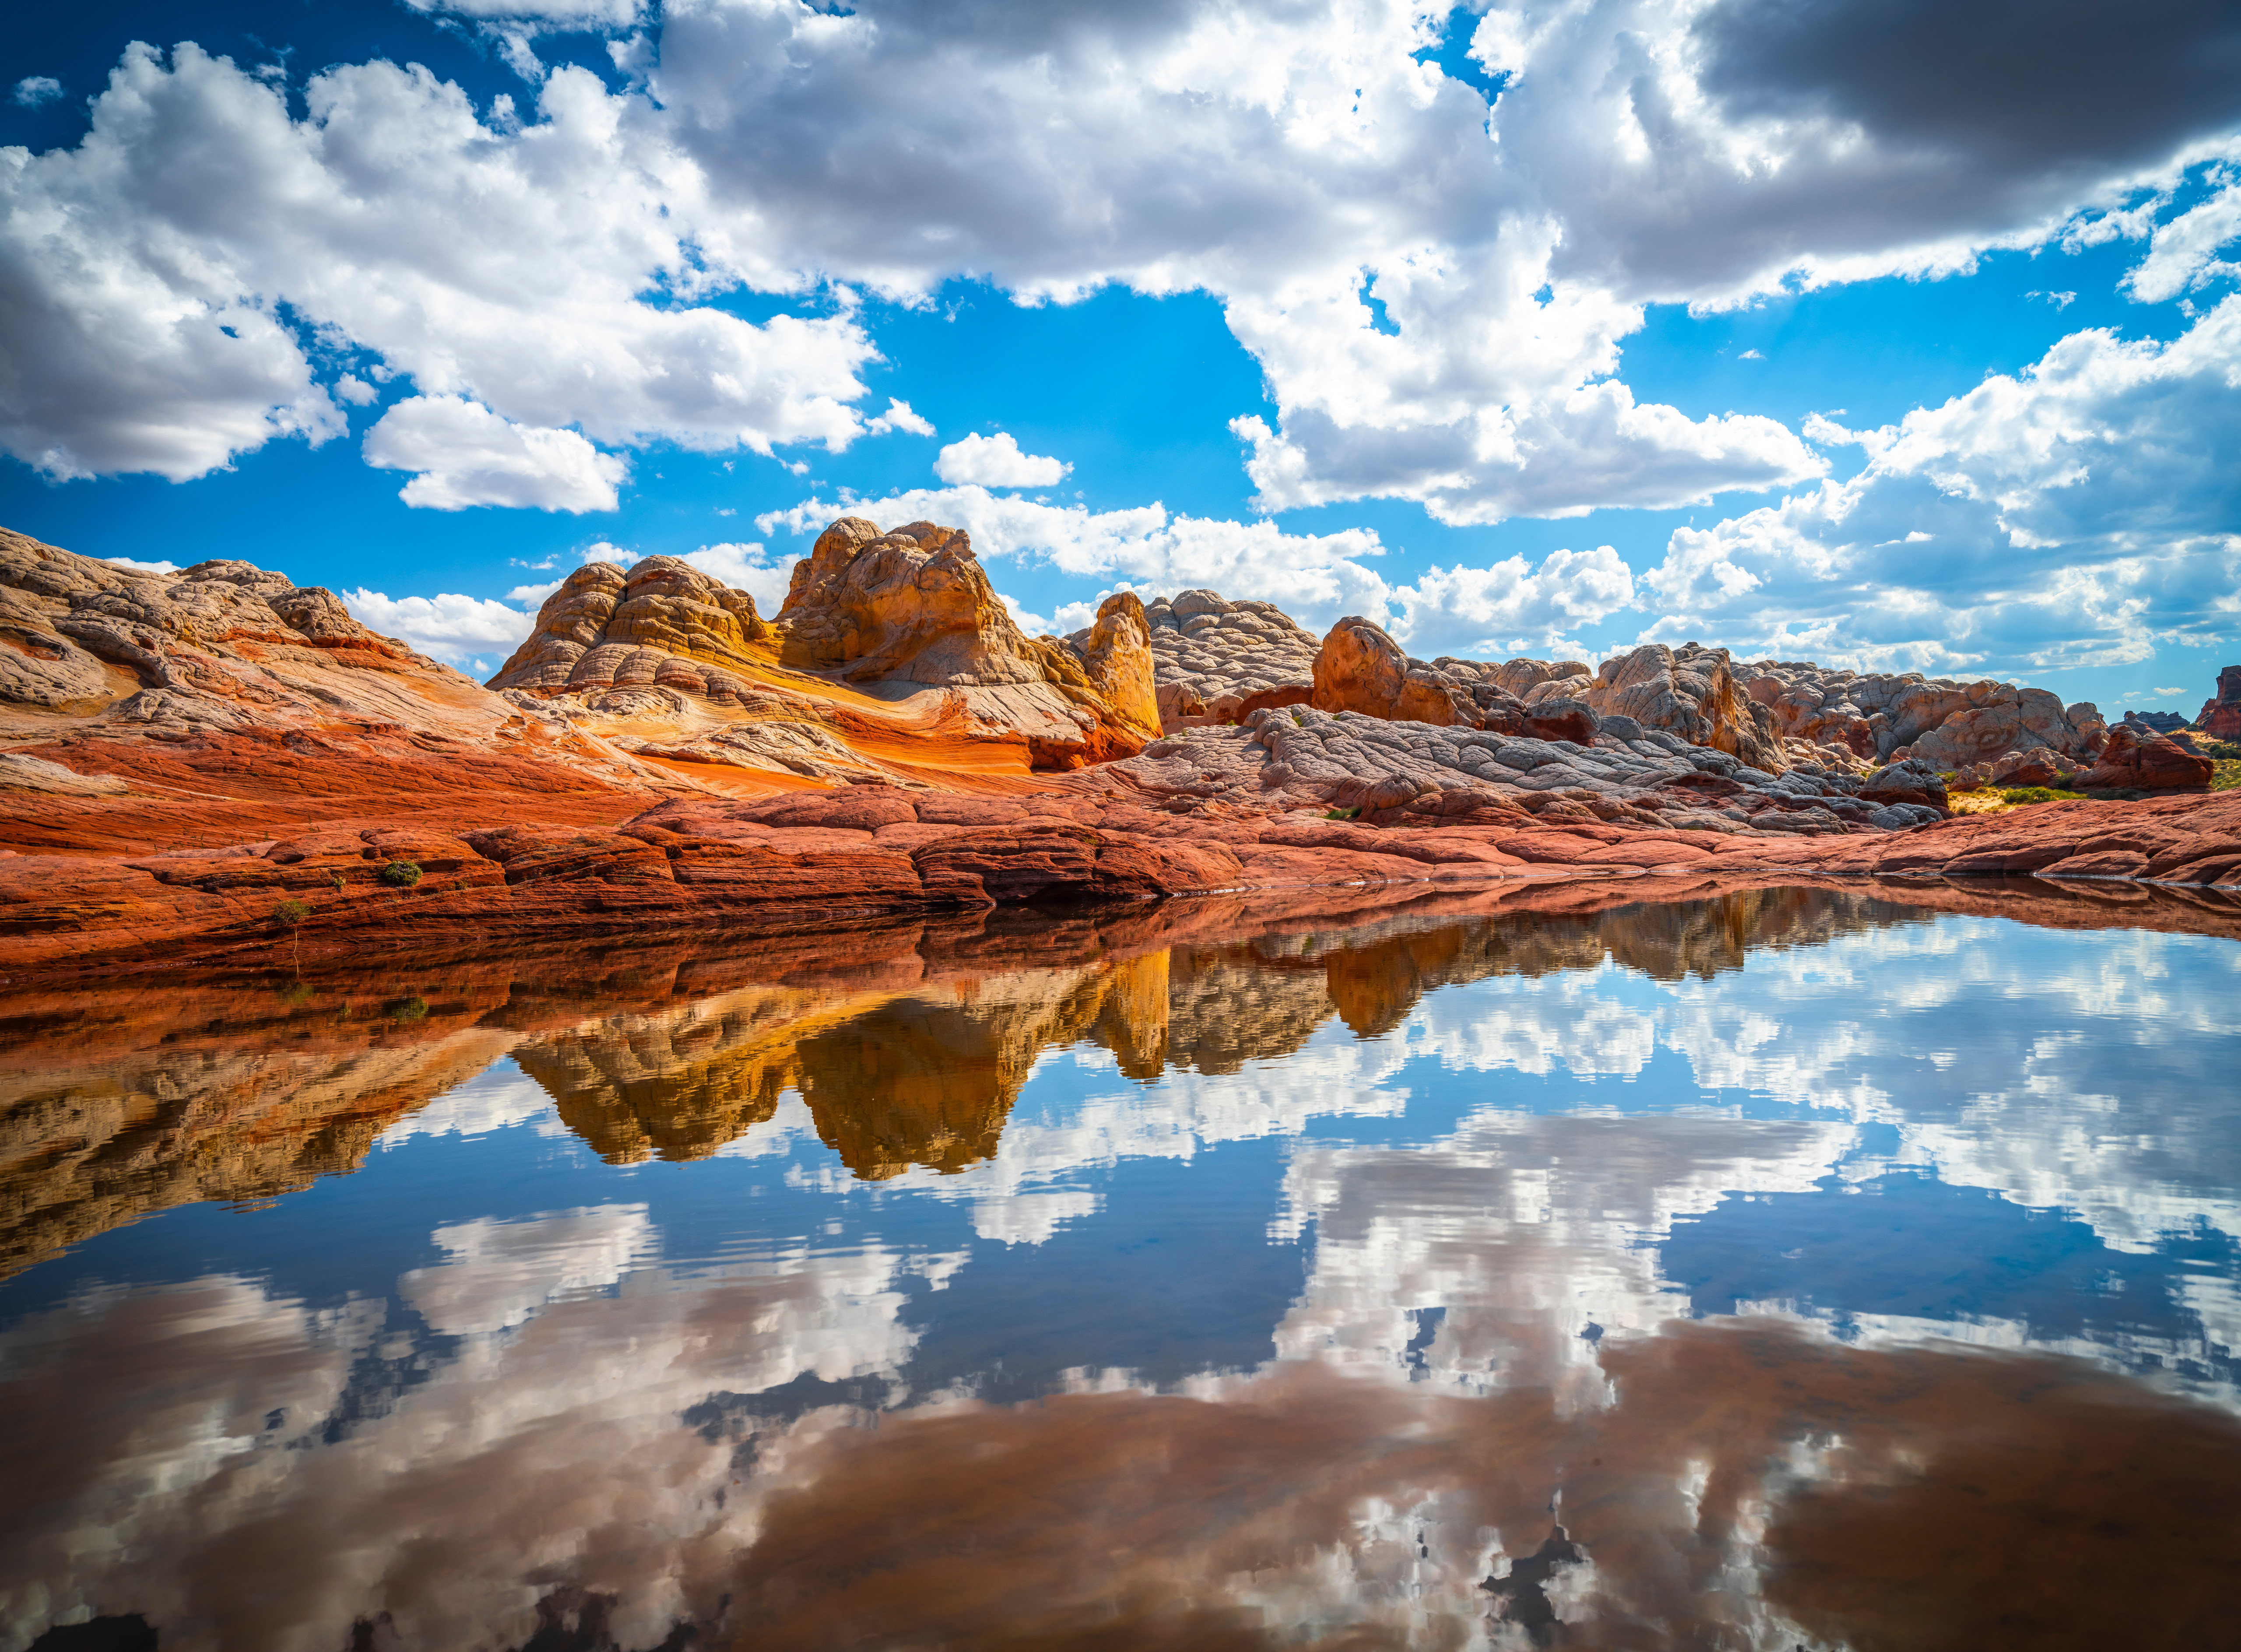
5;783;2237;979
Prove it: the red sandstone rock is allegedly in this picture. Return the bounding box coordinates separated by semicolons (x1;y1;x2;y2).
2195;665;2241;743
2075;725;2214;791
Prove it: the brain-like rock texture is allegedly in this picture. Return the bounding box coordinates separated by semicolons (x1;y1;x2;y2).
1587;643;1787;774
494;518;1159;770
1124;590;1321;722
2199;666;2241;742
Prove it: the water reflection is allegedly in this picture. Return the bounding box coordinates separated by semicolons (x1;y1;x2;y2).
0;877;2237;1650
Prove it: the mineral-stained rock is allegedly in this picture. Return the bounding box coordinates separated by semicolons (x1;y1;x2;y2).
2198;666;2241;742
1587;643;1787;773
2076;725;2215;792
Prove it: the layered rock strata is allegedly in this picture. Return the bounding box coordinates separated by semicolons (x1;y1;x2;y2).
498;520;1159;772
1107;706;1921;832
1310;618;1601;745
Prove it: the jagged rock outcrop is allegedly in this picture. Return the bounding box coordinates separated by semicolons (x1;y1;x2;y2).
2076;725;2215;792
2125;710;2188;735
495;519;1159;770
1587;643;1787;773
2198;667;2241;742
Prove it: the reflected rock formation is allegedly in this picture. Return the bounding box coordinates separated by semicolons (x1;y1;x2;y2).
0;878;2227;1279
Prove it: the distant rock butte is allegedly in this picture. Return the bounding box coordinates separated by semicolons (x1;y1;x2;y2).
0;523;2234;977
2200;667;2241;743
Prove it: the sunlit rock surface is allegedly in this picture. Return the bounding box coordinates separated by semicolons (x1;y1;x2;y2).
493;517;1160;775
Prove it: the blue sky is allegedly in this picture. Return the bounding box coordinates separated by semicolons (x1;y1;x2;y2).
3;0;2238;717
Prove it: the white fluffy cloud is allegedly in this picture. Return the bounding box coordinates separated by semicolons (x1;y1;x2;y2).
761;485;1393;633
759;484;1634;652
12;76;62;107
1638;295;2241;672
678;539;794;612
341;587;537;664
0;43;881;483
933;432;1068;489
364;396;629;512
7;0;2241;548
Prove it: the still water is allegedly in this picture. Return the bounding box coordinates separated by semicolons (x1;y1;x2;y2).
3;883;2239;1651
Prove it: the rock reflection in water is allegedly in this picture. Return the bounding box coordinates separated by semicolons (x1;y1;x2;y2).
0;877;2237;1649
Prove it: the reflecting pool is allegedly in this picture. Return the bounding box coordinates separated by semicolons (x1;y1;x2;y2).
3;883;2239;1651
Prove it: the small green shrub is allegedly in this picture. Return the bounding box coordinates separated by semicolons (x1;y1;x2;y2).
327;869;346;892
1289;710;1305;725
2206;739;2241;761
2000;787;2086;806
272;899;310;926
379;860;423;888
1322;805;1362;821
387;996;429;1022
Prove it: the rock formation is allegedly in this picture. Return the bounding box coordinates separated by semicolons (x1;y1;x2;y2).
1738;657;2105;775
2074;724;2215;792
2;522;2236;982
1307;617;1600;744
1110;590;1321;724
495;519;1159;772
2198;667;2241;742
1113;707;1928;833
1585;643;1787;773
2125;710;2189;735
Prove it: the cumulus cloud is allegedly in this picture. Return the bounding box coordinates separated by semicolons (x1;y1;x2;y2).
364;396;629;511
9;0;2241;535
1390;546;1637;657
2126;175;2241;302
1637;296;2241;672
864;397;934;437
759;484;1632;652
11;76;62;107
341;588;537;664
760;485;1392;633
0;43;880;484
678;540;794;612
933;432;1069;489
